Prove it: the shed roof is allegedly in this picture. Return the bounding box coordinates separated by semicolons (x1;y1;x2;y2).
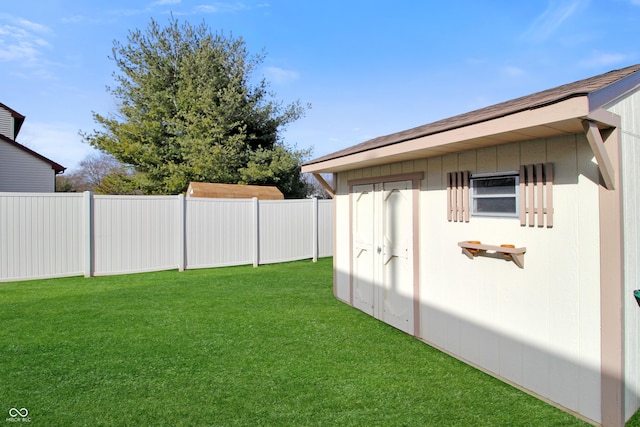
186;182;284;200
302;64;640;173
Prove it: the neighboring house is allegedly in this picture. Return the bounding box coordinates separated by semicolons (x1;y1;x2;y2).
302;64;640;426
0;103;65;192
186;182;284;200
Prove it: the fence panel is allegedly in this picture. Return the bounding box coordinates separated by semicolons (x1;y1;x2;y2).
93;195;179;276
259;199;314;264
0;192;84;281
1;193;333;282
185;198;254;269
318;200;333;257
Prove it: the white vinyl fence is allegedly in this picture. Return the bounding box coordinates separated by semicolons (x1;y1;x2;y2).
0;192;332;282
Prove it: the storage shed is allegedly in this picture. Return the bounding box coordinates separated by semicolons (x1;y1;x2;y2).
186;182;284;200
302;64;640;426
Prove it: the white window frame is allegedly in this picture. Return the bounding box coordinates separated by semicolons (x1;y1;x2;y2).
470;171;519;218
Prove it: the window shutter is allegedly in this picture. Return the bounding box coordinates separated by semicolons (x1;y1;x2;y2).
519;163;553;227
447;171;469;222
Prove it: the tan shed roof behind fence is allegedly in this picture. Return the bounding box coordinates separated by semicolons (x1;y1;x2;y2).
186;182;284;200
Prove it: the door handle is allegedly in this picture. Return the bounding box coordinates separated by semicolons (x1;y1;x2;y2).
377;247;382;254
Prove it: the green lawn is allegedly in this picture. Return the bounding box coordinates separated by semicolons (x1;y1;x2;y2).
0;258;598;425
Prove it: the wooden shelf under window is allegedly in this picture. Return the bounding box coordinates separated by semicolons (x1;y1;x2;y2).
458;241;526;269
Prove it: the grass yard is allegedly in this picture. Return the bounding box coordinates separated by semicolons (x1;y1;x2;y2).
0;258;600;426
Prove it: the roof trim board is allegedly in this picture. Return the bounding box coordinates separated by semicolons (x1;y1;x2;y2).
303;97;590;173
589;66;640;110
302;65;640;175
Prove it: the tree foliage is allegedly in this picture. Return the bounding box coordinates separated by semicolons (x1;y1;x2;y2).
82;17;310;197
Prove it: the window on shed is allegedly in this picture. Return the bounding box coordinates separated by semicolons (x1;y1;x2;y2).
470;172;519;218
446;163;553;227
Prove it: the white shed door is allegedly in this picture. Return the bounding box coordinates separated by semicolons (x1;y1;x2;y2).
352;184;376;316
352;180;414;334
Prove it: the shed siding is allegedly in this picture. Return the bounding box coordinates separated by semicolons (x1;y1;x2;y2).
607;87;640;421
0;139;55;192
0;108;13;139
334;134;602;423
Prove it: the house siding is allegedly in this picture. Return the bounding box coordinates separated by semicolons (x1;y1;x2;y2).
334;134;603;423
607;87;640;421
0;108;14;139
0;138;55;192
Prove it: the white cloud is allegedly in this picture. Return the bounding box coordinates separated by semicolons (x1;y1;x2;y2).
579;51;634;68
108;2;271;16
503;66;526;76
520;0;585;42
14;17;51;34
195;5;221;13
61;15;84;24
264;66;300;84
153;0;182;5
0;14;55;77
195;2;270;14
60;15;102;24
196;3;244;13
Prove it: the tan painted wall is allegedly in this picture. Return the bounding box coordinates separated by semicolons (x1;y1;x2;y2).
334;134;603;423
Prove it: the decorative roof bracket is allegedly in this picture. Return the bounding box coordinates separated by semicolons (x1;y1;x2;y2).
312;173;335;198
582;118;617;190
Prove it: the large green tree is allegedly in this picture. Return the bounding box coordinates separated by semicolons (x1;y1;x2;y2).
82;17;311;197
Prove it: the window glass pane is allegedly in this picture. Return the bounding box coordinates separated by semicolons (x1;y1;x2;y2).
473;177;516;195
474;197;517;214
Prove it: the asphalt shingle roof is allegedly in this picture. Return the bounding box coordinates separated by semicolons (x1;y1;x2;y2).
304;64;640;166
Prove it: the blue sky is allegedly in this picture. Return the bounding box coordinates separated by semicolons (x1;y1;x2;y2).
1;0;640;172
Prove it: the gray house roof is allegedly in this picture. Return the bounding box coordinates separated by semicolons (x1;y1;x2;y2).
302;64;640;173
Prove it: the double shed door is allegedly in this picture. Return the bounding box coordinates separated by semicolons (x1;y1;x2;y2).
352;180;414;335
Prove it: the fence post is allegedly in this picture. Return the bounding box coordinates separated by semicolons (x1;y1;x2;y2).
253;197;259;267
83;191;93;278
177;194;185;272
312;197;318;262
